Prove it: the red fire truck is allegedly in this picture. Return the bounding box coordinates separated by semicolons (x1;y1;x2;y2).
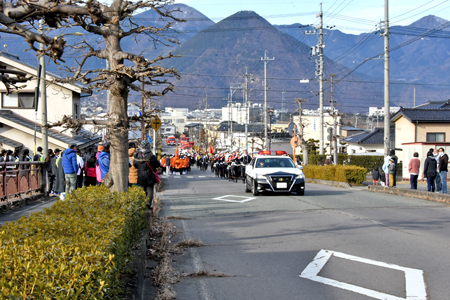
166;136;176;146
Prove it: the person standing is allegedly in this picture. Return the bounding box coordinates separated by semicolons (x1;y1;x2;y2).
62;144;78;193
424;151;437;192
33;146;44;162
98;142;111;181
133;140;160;209
128;144;138;186
433;148;442;192
408;152;420;189
388;159;396;187
45;149;57;195
76;149;84;189
84;148;97;187
389;149;398;187
54;149;65;195
95;145;103;184
438;147;448;194
382;153;391;187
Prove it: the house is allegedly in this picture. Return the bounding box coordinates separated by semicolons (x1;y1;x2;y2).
391;105;450;179
0;51;101;153
341;126;364;138
343;128;386;155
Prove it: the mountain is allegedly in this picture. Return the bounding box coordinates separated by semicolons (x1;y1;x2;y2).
276;15;450;107
1;4;214;76
158;10;383;112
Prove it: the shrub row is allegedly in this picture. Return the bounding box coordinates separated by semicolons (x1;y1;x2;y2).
303;165;367;185
0;185;148;299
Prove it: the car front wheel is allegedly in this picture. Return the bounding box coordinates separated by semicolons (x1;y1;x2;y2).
252;179;259;196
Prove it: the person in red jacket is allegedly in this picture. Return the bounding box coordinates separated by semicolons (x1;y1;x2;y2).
84;148;97;187
408;152;420;190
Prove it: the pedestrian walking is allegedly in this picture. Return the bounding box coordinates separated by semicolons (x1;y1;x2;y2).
408;152;420;189
62;144;78;193
98;142;111;181
438;147;448;193
424;151;437;192
372;167;380;185
133;140;160;209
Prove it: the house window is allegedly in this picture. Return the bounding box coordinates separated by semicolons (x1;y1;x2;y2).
176;119;185;123
351;149;356;154
2;93;35;109
427;132;445;142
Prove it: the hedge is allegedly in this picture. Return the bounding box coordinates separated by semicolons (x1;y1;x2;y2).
0;185;148;299
303;165;367;185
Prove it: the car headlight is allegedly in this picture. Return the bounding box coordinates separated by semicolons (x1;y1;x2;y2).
295;174;304;179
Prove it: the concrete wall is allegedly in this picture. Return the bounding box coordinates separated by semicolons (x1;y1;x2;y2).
346;143;384;154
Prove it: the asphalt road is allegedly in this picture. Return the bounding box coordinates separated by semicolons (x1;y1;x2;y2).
160;165;450;300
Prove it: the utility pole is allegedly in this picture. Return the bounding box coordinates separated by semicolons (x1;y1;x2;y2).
295;98;309;166
329;74;338;165
261;50;274;150
383;0;390;155
414;86;416;107
229;84;241;149
39;21;48;160
243;69;255;150
305;3;325;154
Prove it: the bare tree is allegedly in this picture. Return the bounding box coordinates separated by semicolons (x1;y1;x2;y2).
0;0;182;191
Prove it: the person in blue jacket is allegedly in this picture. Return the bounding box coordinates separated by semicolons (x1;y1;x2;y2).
62;144;79;193
98;142;111;181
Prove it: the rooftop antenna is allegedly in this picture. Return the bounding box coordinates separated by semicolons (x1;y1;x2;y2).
3;44;9;53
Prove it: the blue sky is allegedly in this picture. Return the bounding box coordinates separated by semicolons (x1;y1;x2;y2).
176;0;450;34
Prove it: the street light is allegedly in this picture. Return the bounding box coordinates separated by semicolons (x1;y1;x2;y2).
268;110;274;151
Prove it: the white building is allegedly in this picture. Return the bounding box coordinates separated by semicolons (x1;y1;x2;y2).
161;108;187;134
368;106;400;117
0;51;101;152
221;103;263;124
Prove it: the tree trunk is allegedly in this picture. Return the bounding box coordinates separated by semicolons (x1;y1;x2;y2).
108;82;130;192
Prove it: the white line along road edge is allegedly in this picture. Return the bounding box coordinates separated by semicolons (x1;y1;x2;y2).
299;249;427;300
212;195;256;203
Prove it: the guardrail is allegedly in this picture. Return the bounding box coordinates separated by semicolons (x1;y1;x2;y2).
0;161;45;208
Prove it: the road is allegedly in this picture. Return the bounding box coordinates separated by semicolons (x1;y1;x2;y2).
160;164;450;300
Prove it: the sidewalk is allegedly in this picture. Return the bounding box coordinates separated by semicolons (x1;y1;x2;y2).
0;197;57;226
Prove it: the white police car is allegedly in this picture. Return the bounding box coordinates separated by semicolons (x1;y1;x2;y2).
245;151;305;196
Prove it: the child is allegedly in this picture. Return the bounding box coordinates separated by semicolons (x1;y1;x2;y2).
372;167;380;185
388;159;396;187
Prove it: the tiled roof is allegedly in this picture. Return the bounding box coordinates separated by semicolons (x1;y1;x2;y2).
391;108;450;123
0;135;22;148
414;100;450;109
344;128;384;145
0;110;101;148
216;122;267;133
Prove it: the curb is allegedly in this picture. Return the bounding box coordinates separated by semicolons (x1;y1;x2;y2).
368;185;450;204
306;178;351;188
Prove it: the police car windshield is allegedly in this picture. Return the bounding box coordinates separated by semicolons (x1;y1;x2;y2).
255;157;295;168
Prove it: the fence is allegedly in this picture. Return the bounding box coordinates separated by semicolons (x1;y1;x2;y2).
0;161;45;208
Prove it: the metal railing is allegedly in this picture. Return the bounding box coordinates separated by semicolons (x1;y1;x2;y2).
0;161;44;207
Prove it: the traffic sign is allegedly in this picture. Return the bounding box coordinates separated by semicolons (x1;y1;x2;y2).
151;115;162;131
327;127;333;134
288;122;297;137
147;134;153;144
327;134;332;141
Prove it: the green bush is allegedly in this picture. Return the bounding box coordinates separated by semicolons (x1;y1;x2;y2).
303;165;367;185
0;185;148;299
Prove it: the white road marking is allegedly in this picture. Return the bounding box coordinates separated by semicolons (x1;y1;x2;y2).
186;176;194;178
198;176;206;178
212;195;255;203
174;176;181;178
300;249;427;300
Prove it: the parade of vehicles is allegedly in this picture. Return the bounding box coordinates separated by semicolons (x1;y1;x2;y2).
244;151;305;196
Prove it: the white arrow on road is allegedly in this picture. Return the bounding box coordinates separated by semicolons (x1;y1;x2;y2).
212;195;255;203
300;249;427;300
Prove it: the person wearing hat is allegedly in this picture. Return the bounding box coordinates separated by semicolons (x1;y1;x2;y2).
96;145;104;184
160;154;167;175
98;142;111;181
62;144;79;193
85;148;98;187
133;140;161;208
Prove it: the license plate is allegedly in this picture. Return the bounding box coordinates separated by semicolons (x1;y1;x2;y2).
276;182;287;189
